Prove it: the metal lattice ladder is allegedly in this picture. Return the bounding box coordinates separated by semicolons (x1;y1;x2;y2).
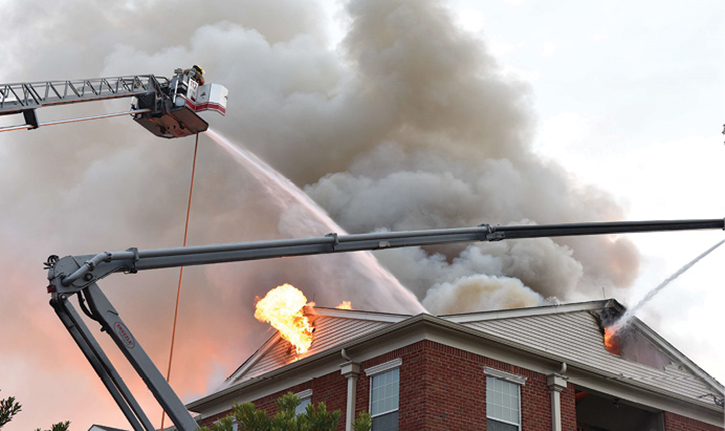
0;75;168;131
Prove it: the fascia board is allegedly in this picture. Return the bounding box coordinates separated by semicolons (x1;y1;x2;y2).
188;350;341;416
305;306;411;323
627;318;725;394
225;333;281;384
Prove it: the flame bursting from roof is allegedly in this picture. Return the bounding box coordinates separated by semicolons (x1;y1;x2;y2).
603;327;621;355
336;300;353;310
254;284;314;354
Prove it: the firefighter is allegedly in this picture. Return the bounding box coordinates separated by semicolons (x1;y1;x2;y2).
183;65;205;85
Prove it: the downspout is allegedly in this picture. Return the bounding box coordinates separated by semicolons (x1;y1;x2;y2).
340;349;360;431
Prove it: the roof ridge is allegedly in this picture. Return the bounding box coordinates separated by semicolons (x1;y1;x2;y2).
304;305;413;322
439;298;621;323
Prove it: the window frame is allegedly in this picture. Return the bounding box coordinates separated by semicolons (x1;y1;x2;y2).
294;388;313;415
484;367;526;431
365;359;402;430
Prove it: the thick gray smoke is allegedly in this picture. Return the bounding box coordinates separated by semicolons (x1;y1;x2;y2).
0;0;638;429
304;0;638;307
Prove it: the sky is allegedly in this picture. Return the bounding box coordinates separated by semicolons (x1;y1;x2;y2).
0;0;723;430
443;0;725;381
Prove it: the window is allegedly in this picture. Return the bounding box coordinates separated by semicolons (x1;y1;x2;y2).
294;389;312;415
366;359;401;431
485;368;525;431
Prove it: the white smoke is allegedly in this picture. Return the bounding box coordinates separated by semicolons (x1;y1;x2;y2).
422;274;546;314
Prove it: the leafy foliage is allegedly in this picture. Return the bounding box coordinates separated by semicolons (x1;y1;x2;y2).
198;392;371;431
2;390;69;431
233;401;272;431
34;421;71;431
0;392;22;428
352;411;372;431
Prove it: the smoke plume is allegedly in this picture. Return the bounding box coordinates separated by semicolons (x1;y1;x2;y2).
0;0;637;429
304;0;637;306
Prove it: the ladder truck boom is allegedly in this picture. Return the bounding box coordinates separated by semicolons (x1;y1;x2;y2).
44;218;724;431
0;75;165;113
0;69;228;138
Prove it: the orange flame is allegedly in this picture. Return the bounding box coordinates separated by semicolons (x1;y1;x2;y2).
336;300;353;310
604;327;621;355
254;284;314;354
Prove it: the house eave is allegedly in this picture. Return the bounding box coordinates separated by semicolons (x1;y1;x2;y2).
626;319;725;394
187;310;723;417
187;313;437;411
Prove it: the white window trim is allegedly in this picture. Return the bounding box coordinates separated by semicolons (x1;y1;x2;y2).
294;389;313;416
364;358;402;376
371;407;400;417
486;374;522;430
484;367;527;385
488;415;521;429
368;363;401;425
294;388;313;399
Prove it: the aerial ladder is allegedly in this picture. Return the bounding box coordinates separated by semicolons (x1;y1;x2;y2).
0;69;228;138
44;218;724;431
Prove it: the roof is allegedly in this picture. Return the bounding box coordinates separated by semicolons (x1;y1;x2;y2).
225;307;409;385
190;300;724;416
451;300;724;405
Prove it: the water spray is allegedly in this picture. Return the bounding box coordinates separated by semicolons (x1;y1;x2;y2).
609;239;725;334
203;128;424;312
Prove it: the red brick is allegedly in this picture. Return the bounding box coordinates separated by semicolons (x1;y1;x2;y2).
664;411;724;431
200;341;723;431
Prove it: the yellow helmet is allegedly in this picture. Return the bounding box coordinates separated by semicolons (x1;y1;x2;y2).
193;65;205;75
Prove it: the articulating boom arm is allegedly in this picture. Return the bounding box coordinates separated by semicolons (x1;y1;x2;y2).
44;218;724;431
48;219;725;290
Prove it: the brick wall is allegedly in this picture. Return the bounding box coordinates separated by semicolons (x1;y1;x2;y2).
198;340;608;431
663;411;725;431
355;340;567;431
198;373;348;429
560;383;577;431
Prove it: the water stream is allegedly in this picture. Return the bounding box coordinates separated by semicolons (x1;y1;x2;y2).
203;128;426;313
612;239;725;331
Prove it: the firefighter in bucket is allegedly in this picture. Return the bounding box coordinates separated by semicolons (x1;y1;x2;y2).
183;65;205;85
